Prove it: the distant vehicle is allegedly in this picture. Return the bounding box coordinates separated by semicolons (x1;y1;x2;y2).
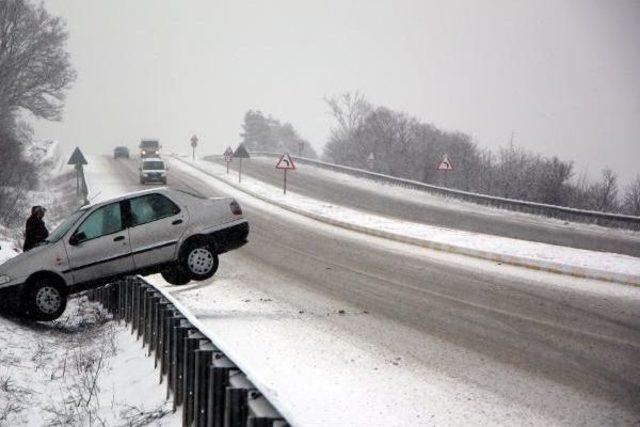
113;146;130;159
139;158;167;185
140;139;160;158
0;188;249;321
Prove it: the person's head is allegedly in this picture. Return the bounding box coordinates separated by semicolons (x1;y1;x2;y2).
34;206;46;219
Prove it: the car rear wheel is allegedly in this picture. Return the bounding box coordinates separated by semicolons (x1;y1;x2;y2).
161;269;191;286
23;281;67;321
180;241;219;281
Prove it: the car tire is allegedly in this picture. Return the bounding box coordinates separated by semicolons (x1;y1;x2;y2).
161;269;191;286
22;280;67;321
179;240;219;281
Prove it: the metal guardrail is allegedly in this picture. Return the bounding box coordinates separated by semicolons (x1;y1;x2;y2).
88;277;289;427
240;152;640;230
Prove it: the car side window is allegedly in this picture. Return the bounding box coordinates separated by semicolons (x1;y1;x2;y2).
76;203;123;240
129;193;180;227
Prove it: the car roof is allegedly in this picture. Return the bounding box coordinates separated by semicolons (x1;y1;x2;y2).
82;187;173;210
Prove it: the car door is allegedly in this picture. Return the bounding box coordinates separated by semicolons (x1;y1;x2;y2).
65;201;134;285
126;193;187;269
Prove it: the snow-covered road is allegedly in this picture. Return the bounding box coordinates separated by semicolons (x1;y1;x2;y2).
81;155;640;426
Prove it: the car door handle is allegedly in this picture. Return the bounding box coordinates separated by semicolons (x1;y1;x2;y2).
172;219;183;225
113;235;125;242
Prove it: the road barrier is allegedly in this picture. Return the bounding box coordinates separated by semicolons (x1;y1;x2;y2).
238;152;640;230
88;277;288;427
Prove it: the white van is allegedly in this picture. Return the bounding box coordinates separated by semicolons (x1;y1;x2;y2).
139;158;167;184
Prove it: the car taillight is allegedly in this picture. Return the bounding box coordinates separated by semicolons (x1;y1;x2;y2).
230;200;242;215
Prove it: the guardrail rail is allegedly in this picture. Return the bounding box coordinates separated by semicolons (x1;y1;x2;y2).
88;277;289;427
230;152;640;230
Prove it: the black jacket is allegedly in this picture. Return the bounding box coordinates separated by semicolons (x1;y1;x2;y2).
23;215;49;251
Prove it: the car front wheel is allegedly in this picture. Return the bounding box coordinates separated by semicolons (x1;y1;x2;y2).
23;281;67;321
180;241;219;281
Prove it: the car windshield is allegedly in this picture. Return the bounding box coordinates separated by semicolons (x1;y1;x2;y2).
143;161;164;170
44;209;88;244
141;141;159;148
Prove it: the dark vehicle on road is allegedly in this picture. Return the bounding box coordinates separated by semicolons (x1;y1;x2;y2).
140;139;160;158
113;146;130;159
0;188;249;321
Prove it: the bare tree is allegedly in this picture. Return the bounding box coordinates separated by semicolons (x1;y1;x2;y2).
623;176;640;216
0;0;76;122
590;168;619;212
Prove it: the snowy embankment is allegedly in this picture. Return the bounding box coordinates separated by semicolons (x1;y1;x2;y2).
174;157;640;286
0;299;178;425
0;146;179;426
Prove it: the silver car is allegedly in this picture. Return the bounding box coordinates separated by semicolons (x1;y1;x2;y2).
0;188;249;321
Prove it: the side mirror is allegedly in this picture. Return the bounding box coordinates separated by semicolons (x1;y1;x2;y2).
69;232;86;246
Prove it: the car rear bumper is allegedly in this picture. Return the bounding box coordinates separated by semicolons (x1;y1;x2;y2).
209;220;249;254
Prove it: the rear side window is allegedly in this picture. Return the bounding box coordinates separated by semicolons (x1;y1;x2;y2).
129;193;180;226
76;203;123;240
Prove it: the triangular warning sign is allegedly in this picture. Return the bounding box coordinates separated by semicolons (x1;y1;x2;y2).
275;153;296;170
223;146;234;162
234;144;250;159
437;153;453;171
67;147;88;165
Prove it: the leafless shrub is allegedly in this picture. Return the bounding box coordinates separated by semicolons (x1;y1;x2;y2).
117;403;173;427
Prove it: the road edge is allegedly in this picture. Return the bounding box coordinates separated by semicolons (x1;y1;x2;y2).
175;157;640;287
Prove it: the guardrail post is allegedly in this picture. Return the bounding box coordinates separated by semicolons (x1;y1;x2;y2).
193;344;215;427
148;294;160;356
183;332;206;426
207;359;236;427
163;315;182;386
155;302;171;369
172;321;195;410
225;387;248;427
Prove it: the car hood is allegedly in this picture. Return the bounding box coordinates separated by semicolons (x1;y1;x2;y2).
0;243;53;277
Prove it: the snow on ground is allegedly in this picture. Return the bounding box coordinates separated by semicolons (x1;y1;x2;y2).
249;156;640;239
77;154;640;426
174;158;640;281
0;297;179;426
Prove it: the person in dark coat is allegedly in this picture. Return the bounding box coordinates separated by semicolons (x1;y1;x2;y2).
23;206;49;251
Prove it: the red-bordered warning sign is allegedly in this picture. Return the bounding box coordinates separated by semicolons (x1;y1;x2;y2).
223;146;234;162
275;153;296;170
437;153;453;171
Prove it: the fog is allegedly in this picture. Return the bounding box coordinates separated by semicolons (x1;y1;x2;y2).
34;0;640;185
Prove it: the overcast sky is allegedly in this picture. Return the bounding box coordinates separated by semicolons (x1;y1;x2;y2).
35;0;639;185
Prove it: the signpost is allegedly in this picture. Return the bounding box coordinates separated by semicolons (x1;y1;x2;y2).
437;153;453;187
233;144;250;183
298;141;305;156
67;147;88;204
190;135;198;160
223;146;234;174
367;152;375;170
275;153;296;194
